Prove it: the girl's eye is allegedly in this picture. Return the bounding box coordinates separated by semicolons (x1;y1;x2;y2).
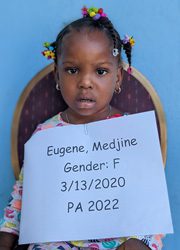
65;68;78;74
96;69;108;76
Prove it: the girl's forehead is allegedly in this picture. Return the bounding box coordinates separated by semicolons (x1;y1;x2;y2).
60;30;113;59
63;29;111;43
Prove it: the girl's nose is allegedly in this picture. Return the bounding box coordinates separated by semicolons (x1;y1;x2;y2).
78;74;93;89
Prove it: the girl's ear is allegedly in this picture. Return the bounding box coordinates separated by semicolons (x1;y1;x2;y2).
54;65;61;91
115;65;123;90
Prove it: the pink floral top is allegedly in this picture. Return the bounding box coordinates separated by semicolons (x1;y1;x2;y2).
0;113;164;250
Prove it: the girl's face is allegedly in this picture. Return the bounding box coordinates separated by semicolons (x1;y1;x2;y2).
56;29;122;124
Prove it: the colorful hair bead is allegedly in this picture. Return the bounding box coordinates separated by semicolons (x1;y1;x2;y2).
81;7;88;16
82;6;107;19
93;13;101;20
98;8;103;14
43;42;51;48
41;42;56;60
127;67;132;75
90;11;96;17
129;37;135;46
122;35;135;46
122;35;130;44
41;50;56;60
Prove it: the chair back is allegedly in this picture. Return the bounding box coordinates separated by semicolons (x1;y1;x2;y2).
11;63;167;179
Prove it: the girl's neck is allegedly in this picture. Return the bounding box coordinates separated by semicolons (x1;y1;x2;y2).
62;105;119;124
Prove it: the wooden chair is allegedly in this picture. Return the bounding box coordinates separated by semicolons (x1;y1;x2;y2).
11;63;167;180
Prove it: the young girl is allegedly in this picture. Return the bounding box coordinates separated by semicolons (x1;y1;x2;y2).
0;6;164;250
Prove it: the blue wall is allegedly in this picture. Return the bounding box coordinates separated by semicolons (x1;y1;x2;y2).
0;0;179;248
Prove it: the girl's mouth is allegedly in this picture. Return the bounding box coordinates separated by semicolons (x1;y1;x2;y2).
76;97;96;109
79;98;95;102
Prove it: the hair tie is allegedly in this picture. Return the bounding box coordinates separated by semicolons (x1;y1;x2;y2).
41;42;56;60
82;7;107;20
122;35;135;47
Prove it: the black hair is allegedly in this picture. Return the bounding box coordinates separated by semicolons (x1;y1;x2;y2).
51;16;132;68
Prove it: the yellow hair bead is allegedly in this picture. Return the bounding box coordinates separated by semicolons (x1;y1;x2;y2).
50;52;56;59
129;37;135;46
90;11;96;17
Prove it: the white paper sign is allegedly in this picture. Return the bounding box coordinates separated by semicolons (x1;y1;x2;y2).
19;111;173;244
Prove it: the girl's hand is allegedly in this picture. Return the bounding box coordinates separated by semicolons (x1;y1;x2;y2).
117;239;151;250
0;232;18;250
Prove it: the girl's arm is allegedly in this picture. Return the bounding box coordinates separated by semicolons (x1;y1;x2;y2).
0;232;18;249
117;238;151;250
118;234;164;250
0;168;24;249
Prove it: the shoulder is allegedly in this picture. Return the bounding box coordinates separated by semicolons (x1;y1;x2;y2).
33;112;66;134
